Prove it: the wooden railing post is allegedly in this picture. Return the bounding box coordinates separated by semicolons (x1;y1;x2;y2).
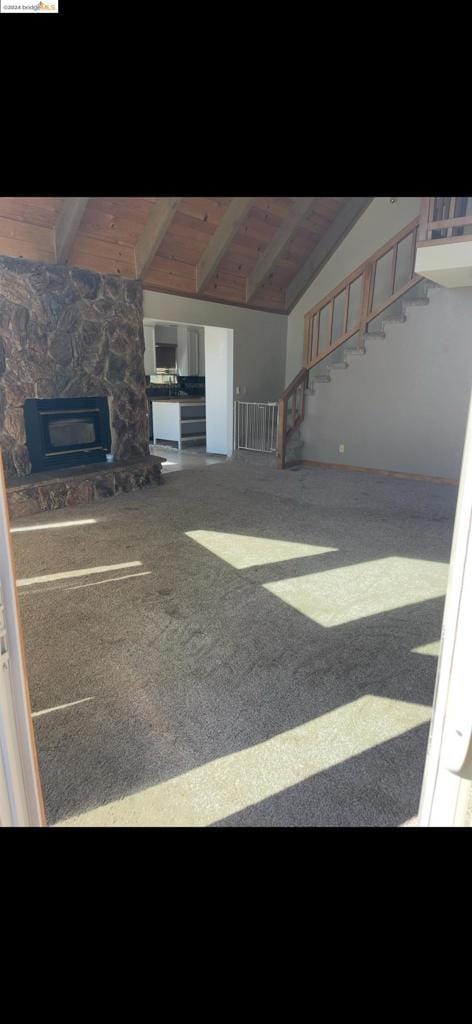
447;197;456;238
276;367;309;469
303;315;311;368
418;197;430;242
276;397;287;469
359;262;373;347
409;223;419;279
300;374;306;424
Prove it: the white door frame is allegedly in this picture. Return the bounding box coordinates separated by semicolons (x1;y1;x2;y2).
418;394;472;826
204;326;234;456
0;454;45;826
144;318;235;456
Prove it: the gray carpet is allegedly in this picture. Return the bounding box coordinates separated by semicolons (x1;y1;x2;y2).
12;459;458;827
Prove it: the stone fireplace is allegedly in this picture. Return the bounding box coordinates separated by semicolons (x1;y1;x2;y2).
0;255;149;479
0;256;163;517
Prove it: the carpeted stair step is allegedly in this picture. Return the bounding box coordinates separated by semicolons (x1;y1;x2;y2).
345;337;367;353
362;330;385;342
381;312;407;325
402;296;429;308
346;345;367;357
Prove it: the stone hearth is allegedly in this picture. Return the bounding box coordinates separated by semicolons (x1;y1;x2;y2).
7;455;165;521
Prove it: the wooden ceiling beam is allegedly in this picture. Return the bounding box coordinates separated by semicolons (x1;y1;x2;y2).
246;197;317;302
135;197;182;279
54;197;89;263
196;197;254;293
285;197;374;311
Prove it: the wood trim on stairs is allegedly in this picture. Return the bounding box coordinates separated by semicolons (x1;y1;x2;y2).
292;460;459;485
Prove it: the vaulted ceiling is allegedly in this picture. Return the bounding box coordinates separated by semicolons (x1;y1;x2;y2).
0;197;371;314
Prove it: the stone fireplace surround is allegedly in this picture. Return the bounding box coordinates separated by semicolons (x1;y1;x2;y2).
0;255;163;516
0;254;150;478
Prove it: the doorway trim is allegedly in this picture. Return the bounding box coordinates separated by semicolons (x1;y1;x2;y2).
0;455;45;826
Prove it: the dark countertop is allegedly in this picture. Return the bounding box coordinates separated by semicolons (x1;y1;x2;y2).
149;397;206;404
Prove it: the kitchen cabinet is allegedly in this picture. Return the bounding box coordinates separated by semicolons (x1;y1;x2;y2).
151;399;206;450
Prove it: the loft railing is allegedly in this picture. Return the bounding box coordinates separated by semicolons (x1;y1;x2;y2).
418;197;472;245
277;216;423;469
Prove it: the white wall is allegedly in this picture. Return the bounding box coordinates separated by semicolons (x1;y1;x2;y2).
301;285;472;480
143;322;204;377
204;327;234;455
176;326;189;374
416;237;472;288
143;324;156;375
198;328;205;375
285;197;422;384
183;326;205;375
143;290;286;402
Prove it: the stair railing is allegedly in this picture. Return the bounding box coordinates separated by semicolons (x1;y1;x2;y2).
277;369;308;468
277;216;422;469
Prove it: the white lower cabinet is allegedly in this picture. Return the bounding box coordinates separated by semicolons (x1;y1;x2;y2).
152;401;206;450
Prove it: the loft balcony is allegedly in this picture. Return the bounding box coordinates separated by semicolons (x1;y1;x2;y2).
415;197;472;287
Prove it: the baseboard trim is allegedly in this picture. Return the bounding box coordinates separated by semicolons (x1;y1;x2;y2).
298;460;459;486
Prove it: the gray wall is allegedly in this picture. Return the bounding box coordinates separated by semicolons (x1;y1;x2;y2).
143;290;287;402
301;285;472;480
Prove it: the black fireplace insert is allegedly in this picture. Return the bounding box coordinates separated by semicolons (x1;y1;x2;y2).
24;396;111;473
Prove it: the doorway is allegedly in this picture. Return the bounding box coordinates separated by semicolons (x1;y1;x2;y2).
143;319;234;458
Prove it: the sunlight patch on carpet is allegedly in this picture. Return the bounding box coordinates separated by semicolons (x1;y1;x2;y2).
55;695;431;828
185;530;336;569
263;557;447;627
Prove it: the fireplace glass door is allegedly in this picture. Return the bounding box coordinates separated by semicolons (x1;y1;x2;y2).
46;413;99;451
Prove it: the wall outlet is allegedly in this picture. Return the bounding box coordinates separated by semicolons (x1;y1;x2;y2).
339;443;345;454
236;385;241;396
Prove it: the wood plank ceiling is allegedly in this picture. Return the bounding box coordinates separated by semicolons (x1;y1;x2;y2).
0;197;369;314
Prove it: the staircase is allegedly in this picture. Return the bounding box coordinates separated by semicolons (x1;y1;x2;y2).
310;280;433;381
277;216;430;469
